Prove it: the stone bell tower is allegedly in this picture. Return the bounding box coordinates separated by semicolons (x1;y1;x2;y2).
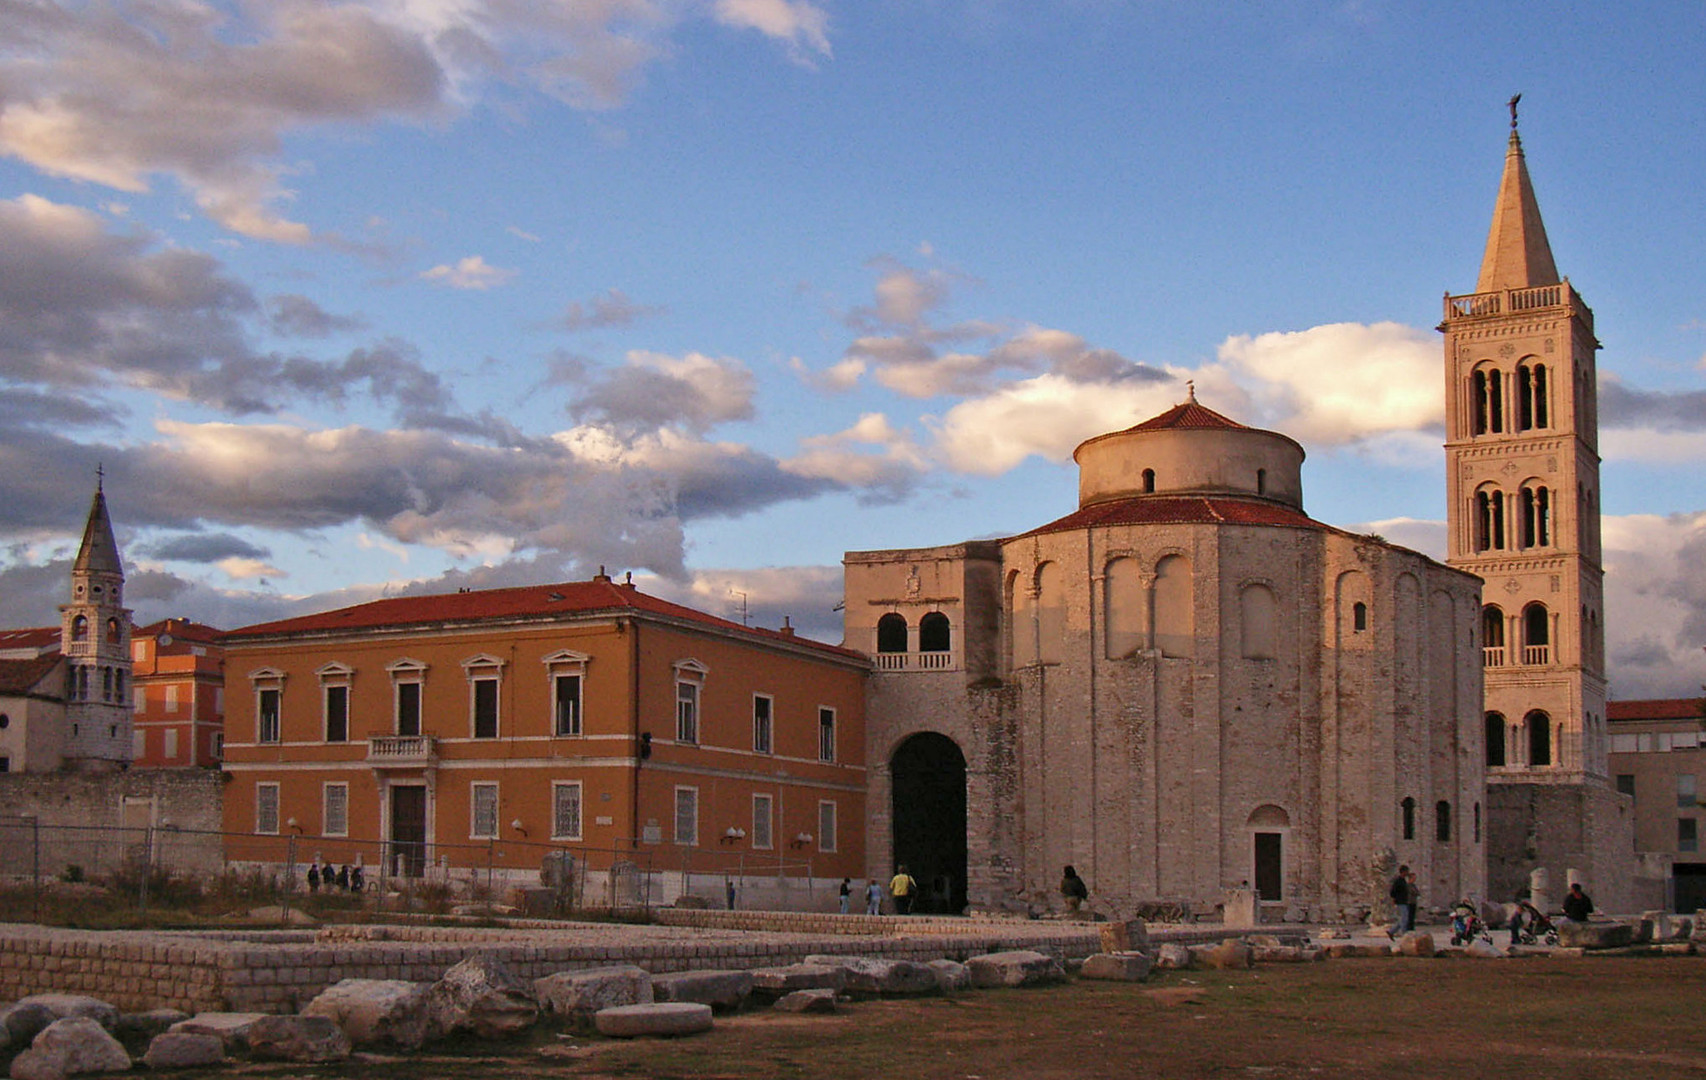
58;476;134;770
1441;100;1632;908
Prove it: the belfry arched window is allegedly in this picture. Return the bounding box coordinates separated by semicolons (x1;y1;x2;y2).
876;613;907;654
1526;709;1552;766
1517;361;1548;430
1522;603;1550;665
71;615;88;642
1485;712;1507;767
1474;486;1506;552
918;612;951;653
1141;468;1155;494
1481;605;1505;666
1472;366;1504;435
1519;483;1551;548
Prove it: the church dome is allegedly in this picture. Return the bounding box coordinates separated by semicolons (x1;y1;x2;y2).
1071;392;1305;510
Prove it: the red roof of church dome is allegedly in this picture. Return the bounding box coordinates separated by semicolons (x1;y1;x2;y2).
1013;495;1323;539
1120;399;1251;434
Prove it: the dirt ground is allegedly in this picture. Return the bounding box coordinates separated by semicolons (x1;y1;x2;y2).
239;956;1706;1080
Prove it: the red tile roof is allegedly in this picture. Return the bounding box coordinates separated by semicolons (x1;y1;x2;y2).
0;627;59;654
223;579;865;662
1608;698;1706;723
1014;495;1324;539
0;655;63;697
135;618;224;645
1121;400;1251;433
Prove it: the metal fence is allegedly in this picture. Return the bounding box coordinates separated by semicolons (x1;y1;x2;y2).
0;815;825;923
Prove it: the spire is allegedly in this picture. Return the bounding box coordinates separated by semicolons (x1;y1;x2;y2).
1475;97;1560;292
72;484;123;578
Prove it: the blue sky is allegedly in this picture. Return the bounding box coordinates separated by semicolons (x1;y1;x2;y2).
2;1;1703;696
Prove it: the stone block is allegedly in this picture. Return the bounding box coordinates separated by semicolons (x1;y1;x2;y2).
1396;932;1435;957
13;996;118;1032
775;989;837;1014
925;960;969;992
1190;941;1253;971
594;1003;713;1038
1079;952;1151;982
1556;922;1635;950
802;956;937;995
113;1009;189;1047
1154;943;1193;970
1323;943;1395;959
168;1012;267;1053
303;979;432;1050
965;950;1066;989
11;1017;131;1080
1659;942;1695;956
1463;940;1506;960
0;1004;57;1052
749;964;846;999
426;954;539;1040
245;1015;352;1063
534;966;653;1028
1098;919;1151;955
649;970;754;1013
142;1031;225;1070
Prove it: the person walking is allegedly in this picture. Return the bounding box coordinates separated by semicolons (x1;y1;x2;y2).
864;878;883;916
1389;864;1411;933
839;877;852;915
1404;870;1421;930
889;865;919;915
1060;865;1089;913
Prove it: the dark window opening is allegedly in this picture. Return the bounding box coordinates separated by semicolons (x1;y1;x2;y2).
397;682;421;737
1436;800;1452;842
919;612;951;652
1141;468;1155;493
1615;774;1635;797
325;685;348;743
876;613;908;653
472;677;499;739
1352;602;1368;632
258;688;281;743
1485;712;1506;766
1401;796;1416;840
1527;711;1552;766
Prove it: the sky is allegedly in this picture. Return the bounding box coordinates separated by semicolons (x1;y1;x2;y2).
1;1;1703;699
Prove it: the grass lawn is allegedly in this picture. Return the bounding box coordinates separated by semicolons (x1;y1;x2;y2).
281;955;1706;1080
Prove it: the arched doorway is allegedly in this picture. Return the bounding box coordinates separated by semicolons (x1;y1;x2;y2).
891;732;967;915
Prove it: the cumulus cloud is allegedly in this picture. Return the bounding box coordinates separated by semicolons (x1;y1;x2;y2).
566;351;756;434
712;0;831;61
1603;511;1706;699
784;413;926;502
420;255;516;290
640;563;845;642
553;288;665;331
268;294;366;338
142;533;274;565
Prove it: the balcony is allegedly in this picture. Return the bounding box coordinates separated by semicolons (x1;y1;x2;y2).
1482;646;1506;668
1445;282;1580;320
873;650;957;672
1522;644;1551;666
367;735;437;767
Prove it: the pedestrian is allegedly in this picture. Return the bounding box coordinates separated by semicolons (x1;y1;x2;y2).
1389;864;1411;933
1562;882;1594;922
1404;870;1420;930
865;878;883;916
889;864;919;915
1060;864;1089;913
349;864;365;892
839;877;852;915
306;862;320;893
336;864;351;891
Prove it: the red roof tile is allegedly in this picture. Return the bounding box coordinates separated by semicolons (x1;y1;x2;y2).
1014;496;1324;539
1122;400;1251;433
0;627;59;654
135;618;224;645
1608;698;1706;723
223;579;865;662
0;655;62;697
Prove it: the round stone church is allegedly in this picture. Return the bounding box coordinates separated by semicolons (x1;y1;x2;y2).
844;393;1485;921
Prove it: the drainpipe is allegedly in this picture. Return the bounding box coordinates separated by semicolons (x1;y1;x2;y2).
629;617;641;849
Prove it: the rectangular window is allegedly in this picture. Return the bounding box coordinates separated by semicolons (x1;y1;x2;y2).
0;758;8;773
1659;733;1675;752
164;684;179;713
676;681;699;744
817;800;837;853
164;728;178;760
211;732;223;760
753;694;773;755
1616;774;1635;797
752;794;773;849
114;668;125;699
1679;774;1697;809
1611;734;1638;754
258;688;281;743
1681;818;1699;853
554;674;582;736
472;677;499;739
818;707;836;763
674;786;699;845
132;687;145;711
396;681;421;736
215;687;224;714
324;685;349;743
471;782;499;839
132;729;146;759
552;782;583;841
324;783;349;837
256;783;280;834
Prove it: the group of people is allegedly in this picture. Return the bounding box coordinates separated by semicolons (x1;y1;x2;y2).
305;861;364;893
838;865;945;915
1395;861;1596;938
1389;865;1422;932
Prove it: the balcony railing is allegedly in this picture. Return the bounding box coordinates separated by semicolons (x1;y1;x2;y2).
1482;646;1506;668
873;650;957;672
367;735;437;766
1445;282;1580;321
1522;644;1551;666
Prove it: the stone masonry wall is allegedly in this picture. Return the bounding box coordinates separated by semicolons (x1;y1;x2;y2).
0;770;225;880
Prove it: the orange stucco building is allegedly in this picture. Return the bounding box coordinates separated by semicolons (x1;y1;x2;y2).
130;618;225;768
219;574;867;902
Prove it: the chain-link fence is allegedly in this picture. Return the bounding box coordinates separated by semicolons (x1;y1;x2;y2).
0;815;828;925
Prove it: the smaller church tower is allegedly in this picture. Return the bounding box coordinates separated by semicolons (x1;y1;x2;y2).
58;476;134;770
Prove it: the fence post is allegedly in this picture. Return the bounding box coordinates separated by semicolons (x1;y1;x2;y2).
30;816;40;924
282;833;297;928
139;825;153;917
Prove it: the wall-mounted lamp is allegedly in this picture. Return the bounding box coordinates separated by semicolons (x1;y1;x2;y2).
790;832;813;848
720;826;747;845
286;817;302;835
511;818;527;838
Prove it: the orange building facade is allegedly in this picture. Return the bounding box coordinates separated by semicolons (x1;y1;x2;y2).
219;576;868;902
130;619;225;768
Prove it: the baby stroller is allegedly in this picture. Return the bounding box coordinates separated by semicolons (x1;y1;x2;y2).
1449;901;1492;946
1509;901;1559;946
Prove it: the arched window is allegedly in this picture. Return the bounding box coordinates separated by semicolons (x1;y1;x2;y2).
1141;468;1155;494
918;612;950;653
1239;584;1278;660
1352;601;1368;632
1036;562;1065;665
105;617;121;643
1008;570;1034;668
1472;366;1504;435
1153;555;1193;659
1474;486;1506;551
1474;802;1482;843
876;613;908;654
1400;797;1416;840
1519;483;1551;548
1104;557;1144;659
1436;800;1452;842
1256;468;1267;496
1481;605;1505;666
1485;711;1507;766
71;615;88;641
1517;361;1548;430
1522;603;1550;664
1526;710;1552;766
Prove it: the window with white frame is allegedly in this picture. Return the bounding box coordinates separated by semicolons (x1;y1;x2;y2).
256;783;280;834
674;660;707;744
164;684;179;713
674;786;699;845
318;663;353;743
164;729;178;760
752;793;773;849
817;800;837;853
753;694;773;754
818;706;836;762
324;783;349;837
542;650;588;737
211;732;223;760
387;659;426;736
552;782;583;841
471;782;499;839
464;655;503;739
258;688;281;743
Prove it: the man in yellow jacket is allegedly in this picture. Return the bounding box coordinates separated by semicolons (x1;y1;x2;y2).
889;865;919;915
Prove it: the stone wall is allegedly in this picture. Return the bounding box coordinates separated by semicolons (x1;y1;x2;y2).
1486;780;1640;912
0;769;224;881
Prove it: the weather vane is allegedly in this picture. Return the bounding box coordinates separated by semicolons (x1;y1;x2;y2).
1508;92;1521;131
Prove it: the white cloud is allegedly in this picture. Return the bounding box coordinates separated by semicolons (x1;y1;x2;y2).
506;225;541;243
638;563;844;642
712;0;832;60
1600;428;1706;465
420;255;516;290
215;556;287;581
1602;511;1706;699
784;413;925;498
